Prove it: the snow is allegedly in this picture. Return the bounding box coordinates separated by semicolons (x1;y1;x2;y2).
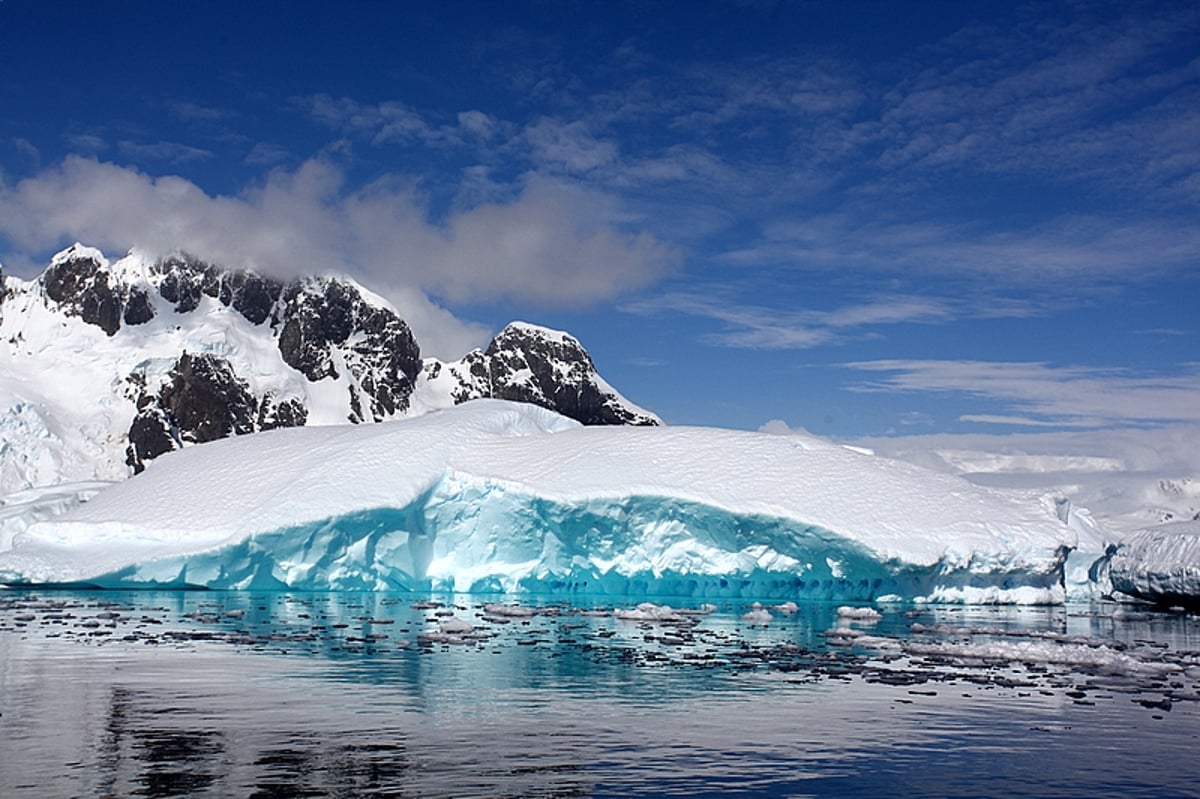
0;400;1079;602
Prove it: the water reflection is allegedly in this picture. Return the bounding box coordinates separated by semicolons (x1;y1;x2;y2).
1;591;1199;798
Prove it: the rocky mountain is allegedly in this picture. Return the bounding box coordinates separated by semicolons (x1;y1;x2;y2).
0;244;657;491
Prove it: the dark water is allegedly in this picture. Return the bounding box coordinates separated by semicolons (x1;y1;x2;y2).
1;591;1198;798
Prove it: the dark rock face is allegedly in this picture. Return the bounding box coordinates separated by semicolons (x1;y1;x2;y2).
123;286;156;326
274;278;422;422
486;325;657;426
151;254;283;324
125;353;310;473
435;324;659;427
162;352;258;443
41;249;155;335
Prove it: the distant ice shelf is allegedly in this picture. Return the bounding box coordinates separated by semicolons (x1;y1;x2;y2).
0;400;1082;603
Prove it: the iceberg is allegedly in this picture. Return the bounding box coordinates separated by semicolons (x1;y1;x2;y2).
0;400;1079;603
1102;520;1200;607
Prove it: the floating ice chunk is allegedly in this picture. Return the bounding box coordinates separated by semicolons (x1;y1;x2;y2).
773;601;799;614
438;615;475;635
741;602;772;624
482;603;538;618
418;614;480;644
904;639;1180;677
836;605;882;622
615;602;682;622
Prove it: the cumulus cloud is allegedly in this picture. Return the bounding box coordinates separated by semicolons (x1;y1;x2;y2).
0;157;676;357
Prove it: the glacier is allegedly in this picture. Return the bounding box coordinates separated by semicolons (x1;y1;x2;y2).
0;400;1081;603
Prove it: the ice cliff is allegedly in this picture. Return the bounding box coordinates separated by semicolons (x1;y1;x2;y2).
1095;520;1200;608
0;401;1079;603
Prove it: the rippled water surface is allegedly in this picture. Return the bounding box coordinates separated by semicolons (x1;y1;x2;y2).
2;591;1199;798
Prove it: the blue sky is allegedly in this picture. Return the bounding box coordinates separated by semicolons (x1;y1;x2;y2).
1;0;1197;437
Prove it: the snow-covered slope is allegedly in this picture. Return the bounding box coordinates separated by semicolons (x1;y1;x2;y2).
0;244;656;491
0;400;1078;603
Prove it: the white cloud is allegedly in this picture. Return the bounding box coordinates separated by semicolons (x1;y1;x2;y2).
845;359;1200;426
244;142;291;166
522;117;618;174
758;419;813;436
117;140;213;164
166;100;229;122
0;157;676;357
12;138;39;164
625;292;954;350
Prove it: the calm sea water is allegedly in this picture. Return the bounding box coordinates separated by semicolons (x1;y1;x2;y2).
1;590;1198;798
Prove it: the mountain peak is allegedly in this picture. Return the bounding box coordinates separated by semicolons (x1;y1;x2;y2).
49;242;108;268
1;244;659;490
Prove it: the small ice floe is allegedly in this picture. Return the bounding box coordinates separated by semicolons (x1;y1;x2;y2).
614;602;683;622
822;626;902;651
741;602;773;625
677;603;718;617
773;601;799;615
836;605;882;623
482;603;538;618
417;614;480;645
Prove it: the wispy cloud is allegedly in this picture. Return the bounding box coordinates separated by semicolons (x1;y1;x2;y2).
721;212;1200;289
845;360;1200;427
116;140;213;165
166;100;230;123
244;142;291;167
295;94;496;149
625;292;954;349
11;138;38;164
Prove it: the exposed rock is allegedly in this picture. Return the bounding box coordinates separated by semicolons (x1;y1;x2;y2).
150;253;282;324
126;353;294;473
122;286;155;326
41;248;125;335
427;323;659;426
274;277;421;421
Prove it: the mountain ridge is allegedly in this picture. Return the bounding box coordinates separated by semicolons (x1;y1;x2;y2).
0;243;658;490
